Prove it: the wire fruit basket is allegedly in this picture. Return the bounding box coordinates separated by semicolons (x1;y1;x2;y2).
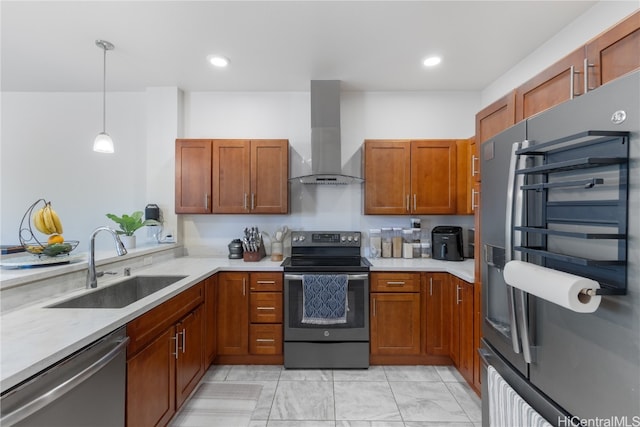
19;199;79;257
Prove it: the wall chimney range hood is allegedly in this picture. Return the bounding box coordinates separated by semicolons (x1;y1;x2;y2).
290;80;363;185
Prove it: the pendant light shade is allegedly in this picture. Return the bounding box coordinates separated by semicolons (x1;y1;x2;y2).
93;40;115;153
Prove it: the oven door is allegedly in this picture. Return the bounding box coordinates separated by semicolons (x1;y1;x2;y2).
284;273;369;342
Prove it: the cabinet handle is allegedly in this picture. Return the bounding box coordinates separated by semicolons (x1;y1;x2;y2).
584;58;595;93
171;334;179;359
570;65;577;99
257;306;275;310
256;339;275;343
456;285;462;305
373;298;376;317
180;328;186;353
429;277;433;296
386;281;405;286
256;280;276;284
413;194;417;211
471;188;479;211
244;193;248;210
204;194;209;209
406;194;410;212
242;278;246;296
471;154;478;177
251;193;255;210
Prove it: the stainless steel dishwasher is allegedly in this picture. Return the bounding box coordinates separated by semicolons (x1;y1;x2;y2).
1;327;128;427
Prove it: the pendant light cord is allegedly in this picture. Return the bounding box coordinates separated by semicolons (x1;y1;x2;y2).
102;45;107;133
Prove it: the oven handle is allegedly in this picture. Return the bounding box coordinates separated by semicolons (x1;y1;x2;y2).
285;273;369;281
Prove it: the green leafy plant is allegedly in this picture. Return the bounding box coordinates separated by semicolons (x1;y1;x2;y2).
106;211;159;236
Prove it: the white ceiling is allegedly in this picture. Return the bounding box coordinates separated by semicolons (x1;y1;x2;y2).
1;1;601;93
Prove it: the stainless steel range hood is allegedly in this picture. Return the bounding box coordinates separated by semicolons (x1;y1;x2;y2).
290;80;363;185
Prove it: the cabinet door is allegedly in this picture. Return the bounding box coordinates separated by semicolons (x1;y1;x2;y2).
250;140;289;213
459;280;475;385
204;275;217;366
586;10;640;89
176;306;205;408
175;139;212;214
370;293;421;355
217;272;249;355
425;273;451;356
212;140;251;213
515;47;585;122
364;140;411;214
411;140;457;214
127;327;176;427
456;139;473;215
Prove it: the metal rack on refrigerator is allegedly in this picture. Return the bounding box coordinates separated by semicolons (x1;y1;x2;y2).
513;130;630;295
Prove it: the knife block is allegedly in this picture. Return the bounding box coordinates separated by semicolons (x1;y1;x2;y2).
243;245;266;262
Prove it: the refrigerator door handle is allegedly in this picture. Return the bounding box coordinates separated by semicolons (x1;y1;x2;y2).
516;288;534;363
504;141;523;354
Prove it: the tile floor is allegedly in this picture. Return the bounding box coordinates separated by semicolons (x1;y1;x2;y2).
170;365;482;427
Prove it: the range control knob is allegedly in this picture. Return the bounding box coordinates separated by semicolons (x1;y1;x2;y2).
341;235;347;242
347;236;353;242
299;235;306;242
353;235;359;242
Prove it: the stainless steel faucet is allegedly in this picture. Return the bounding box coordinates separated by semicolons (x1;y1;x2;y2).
86;226;127;289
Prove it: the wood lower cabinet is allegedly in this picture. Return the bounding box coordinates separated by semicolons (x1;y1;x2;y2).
370;273;421;356
216;271;283;364
424;273;451;356
217;272;249;355
126;282;205;427
450;277;474;386
204;275;217;366
364;140;457;215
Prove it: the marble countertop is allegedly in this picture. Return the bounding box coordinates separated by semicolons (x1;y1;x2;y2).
0;255;475;392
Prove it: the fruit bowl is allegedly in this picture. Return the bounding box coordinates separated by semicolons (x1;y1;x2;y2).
24;240;79;256
19;199;79;257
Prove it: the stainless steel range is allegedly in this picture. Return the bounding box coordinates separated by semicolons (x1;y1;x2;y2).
281;231;370;369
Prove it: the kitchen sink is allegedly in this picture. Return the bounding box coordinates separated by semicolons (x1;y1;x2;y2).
48;275;187;309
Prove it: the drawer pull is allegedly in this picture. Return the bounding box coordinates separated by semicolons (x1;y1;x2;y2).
386;281;405;286
256;338;275;343
257;307;275;310
256;280;276;284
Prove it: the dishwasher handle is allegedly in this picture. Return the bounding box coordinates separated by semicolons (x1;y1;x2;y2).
1;336;129;426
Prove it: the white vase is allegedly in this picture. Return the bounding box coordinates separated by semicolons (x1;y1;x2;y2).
120;235;136;249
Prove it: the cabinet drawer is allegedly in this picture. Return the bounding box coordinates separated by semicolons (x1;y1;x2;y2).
250;292;283;323
250;272;282;292
370;272;420;292
249;324;282;355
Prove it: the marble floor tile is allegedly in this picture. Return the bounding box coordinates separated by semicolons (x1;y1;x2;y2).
170;411;253;427
280;368;333;381
334;381;402;422
404;423;475;427
333;366;387;382
336;422;405;427
390;381;471;423
224;380;279;421
270;380;335;420
445;382;482;423
227;364;283;381
383;365;440;382
267;422;336;427
202;364;232;381
434;365;466;383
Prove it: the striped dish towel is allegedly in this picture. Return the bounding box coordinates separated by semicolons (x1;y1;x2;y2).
487;365;552;427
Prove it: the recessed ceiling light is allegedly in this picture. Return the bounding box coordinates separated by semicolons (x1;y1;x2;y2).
208;55;230;68
423;56;442;67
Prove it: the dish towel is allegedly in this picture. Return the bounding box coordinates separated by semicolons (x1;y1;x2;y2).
301;274;349;324
487;365;552;427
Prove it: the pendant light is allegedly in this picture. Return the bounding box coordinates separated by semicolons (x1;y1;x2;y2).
93;40;115;153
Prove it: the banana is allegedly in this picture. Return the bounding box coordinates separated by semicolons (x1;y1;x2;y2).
49;206;63;234
42;203;58;235
33;207;50;234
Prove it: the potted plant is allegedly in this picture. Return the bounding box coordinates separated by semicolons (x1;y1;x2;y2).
106;211;159;248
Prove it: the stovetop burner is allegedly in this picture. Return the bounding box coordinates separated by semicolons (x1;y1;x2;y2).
281;230;371;272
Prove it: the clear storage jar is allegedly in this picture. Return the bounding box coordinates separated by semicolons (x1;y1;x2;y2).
381;228;392;258
369;229;382;258
392;227;403;258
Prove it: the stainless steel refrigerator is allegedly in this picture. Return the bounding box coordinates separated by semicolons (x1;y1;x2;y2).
480;70;640;426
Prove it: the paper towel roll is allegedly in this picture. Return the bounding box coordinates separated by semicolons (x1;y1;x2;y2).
503;260;601;313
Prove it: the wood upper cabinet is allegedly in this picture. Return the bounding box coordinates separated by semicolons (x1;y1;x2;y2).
370;272;421;356
364;140;411;214
424;272;451;356
217;272;249;355
456;138;475;215
586;10;640;90
475;91;516;147
515;47;585;122
212;139;289;214
175;139;288;214
364;139;457;215
175;139;212;214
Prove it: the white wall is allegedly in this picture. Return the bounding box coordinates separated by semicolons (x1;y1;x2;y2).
177;90;478;256
1;92;148;251
481;1;639;107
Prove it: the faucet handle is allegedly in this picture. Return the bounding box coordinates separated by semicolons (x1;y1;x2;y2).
124;267;131;276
